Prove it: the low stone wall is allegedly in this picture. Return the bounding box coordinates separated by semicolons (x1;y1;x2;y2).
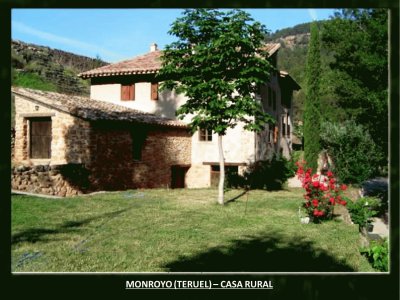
11;164;89;197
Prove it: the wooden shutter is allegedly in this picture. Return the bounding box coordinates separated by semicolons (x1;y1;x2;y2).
151;82;158;100
30;118;51;159
121;84;135;101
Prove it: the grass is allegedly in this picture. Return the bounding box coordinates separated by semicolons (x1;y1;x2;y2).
13;72;57;92
11;188;374;272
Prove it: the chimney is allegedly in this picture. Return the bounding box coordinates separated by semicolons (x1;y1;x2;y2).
150;43;158;52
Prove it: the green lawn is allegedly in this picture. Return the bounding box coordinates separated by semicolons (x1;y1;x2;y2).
11;188;374;272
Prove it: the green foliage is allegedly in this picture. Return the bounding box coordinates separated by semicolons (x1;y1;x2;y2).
320;120;382;184
13;71;57;92
321;9;388;167
360;238;389;272
11;49;27;69
266;21;326;41
158;9;275;135
303;22;321;172
243;154;295;190
347;197;380;230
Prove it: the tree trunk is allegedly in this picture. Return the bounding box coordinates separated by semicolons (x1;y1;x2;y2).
217;134;225;205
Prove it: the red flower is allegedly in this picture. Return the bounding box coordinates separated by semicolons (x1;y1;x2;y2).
327;171;333;178
340;184;347;191
312;181;320;188
329;178;335;184
312;199;319;207
329;197;335;204
340;200;347;206
320;184;328;191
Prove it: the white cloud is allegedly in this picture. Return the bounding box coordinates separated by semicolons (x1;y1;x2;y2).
12;21;124;62
308;9;318;21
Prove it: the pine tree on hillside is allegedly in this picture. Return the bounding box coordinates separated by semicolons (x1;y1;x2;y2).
303;22;322;172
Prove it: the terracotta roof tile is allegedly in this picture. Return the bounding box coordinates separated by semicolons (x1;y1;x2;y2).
79;51;162;78
79;43;281;79
12;87;188;128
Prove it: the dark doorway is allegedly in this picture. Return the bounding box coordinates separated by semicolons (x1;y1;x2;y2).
29;117;52;159
171;166;189;188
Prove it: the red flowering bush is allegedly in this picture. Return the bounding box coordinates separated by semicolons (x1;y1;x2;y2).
296;160;347;222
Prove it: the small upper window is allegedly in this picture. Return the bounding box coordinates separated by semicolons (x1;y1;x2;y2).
121;84;135;101
199;129;212;141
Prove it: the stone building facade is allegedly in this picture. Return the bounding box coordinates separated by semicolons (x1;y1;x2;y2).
79;43;300;188
12;87;191;196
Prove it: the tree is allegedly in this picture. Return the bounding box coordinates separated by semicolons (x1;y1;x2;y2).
321;9;388;170
158;9;275;205
303;22;322;172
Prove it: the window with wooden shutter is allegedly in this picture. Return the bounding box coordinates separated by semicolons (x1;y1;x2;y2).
30;117;52;159
151;82;158;100
121;84;135;101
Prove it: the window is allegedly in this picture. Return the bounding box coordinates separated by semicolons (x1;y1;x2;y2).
199;128;212;141
151;82;158;100
121;84;135;101
29;117;51;159
131;130;146;161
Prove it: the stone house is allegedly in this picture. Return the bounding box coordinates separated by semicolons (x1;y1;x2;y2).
11;42;300;196
78;43;300;188
12;87;191;196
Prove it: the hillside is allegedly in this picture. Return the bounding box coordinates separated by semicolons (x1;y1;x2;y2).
267;20;336;123
11;40;108;96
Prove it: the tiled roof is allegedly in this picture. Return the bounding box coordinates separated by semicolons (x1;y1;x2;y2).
79;51;162;79
12;87;188;128
261;43;281;56
79;43;282;79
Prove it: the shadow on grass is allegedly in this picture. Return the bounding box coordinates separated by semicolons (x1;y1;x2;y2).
163;232;355;272
225;189;249;204
11;207;131;245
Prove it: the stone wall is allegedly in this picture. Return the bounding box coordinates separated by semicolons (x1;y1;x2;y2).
88;124;192;190
13;94;92;165
11;128;15;160
13;93;192;196
11;164;88;197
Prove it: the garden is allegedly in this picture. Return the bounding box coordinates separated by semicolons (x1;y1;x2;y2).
12;186;377;273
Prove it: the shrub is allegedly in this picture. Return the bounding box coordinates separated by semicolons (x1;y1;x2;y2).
360;238;389;272
243;154;295;190
296;160;348;222
347;197;380;231
320;120;382;184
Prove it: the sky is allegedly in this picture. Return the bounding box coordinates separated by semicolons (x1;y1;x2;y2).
12;9;336;63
